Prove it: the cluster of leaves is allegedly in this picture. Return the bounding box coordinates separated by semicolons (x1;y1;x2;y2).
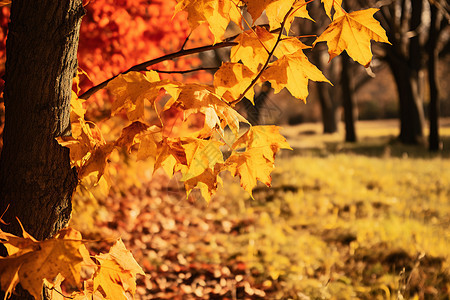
0;217;144;300
60;0;389;204
0;0;391;298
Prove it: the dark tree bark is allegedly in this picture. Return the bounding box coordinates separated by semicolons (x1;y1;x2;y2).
312;48;338;134
0;0;84;297
379;0;426;145
341;53;357;142
427;4;443;152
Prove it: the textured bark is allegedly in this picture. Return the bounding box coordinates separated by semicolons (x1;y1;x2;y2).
0;2;84;296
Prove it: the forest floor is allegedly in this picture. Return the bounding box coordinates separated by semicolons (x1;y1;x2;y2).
72;119;450;300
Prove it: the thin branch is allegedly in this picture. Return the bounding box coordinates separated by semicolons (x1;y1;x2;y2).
153;67;219;74
181;32;192;50
78;41;237;100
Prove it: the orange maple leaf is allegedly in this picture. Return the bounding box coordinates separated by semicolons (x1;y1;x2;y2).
313;8;391;67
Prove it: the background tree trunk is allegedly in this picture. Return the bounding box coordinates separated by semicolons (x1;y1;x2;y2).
427;4;443;152
379;0;426;145
0;0;83;296
341;53;357;142
313;48;338;134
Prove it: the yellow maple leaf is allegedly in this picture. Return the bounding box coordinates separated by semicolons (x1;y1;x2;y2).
233;125;292;162
214;62;255;103
230;27;310;74
114;121;149;151
225;148;274;197
106;71;165;121
313;8;391;67
154;138;187;177
135;125;163;162
180;138;224;181
321;0;344;20
57;119;115;181
175;0;241;43
70;91;86;123
225;125;291;197
164;83;247;135
92;239;144;300
261;49;330;101
267;0;312;31
230;26;275;73
184;167;223;203
0;226;86;300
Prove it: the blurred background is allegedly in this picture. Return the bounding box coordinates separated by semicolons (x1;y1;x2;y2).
0;0;449;299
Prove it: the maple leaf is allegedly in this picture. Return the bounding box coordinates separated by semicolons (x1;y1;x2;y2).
154;138;188;177
70;91;86;123
230;27;310;74
0;226;86;300
57;119;115;181
164;83;247;135
230;26;275;73
184;167;223;203
107;71;165;121
175;0;241;43
321;0;344;20
180;137;224;181
135;125;163;162
266;0;312;32
92;239;144;300
261;49;330;101
224;125;291;197
313;8;391;67
214;62;255;103
225;148;274;197
114;121;150;151
233;125;292;162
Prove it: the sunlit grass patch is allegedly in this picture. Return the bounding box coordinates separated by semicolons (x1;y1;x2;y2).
218;151;450;298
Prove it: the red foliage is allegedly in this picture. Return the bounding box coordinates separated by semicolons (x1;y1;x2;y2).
0;1;213;106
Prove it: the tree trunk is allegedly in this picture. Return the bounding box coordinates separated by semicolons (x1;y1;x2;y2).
380;0;426;145
427;4;441;152
313;48;338;134
386;54;425;144
0;0;84;297
341;53;357;142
